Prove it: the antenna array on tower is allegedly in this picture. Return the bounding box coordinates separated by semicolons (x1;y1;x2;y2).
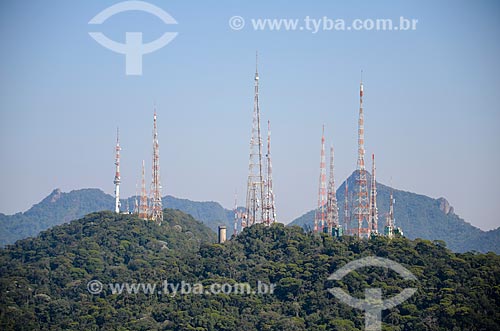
326;146;340;236
352;76;371;238
244;52;265;228
369;153;378;235
306;72;402;240
344;182;349;231
139;160;148;220
314;126;327;233
149;110;163;225
263;120;277;225
107;65;403;242
114;128;121;214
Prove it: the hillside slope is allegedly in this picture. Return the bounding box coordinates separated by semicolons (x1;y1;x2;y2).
0;189;233;246
0;212;499;330
0;188;114;246
290;171;500;253
1;184;498;253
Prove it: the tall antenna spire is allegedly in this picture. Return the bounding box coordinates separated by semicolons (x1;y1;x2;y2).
139;160;148;220
326;146;340;236
244;52;264;227
353;72;371;238
263;120;277;225
384;188;396;238
113;127;121;214
369;153;378;235
149;109;163;225
357;72;366;171
314;125;327;233
255;51;258;75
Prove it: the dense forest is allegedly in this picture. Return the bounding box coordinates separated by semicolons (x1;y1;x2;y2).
0;210;499;330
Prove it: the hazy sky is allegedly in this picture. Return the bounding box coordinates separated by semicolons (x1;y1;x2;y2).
1;0;499;230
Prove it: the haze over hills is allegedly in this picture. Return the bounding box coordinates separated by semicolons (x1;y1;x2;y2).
0;211;499;330
0;181;499;253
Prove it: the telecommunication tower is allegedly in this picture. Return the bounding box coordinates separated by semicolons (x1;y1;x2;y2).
314;125;327;233
326;146;340;236
384;190;396;238
343;182;350;232
139;160;148;220
369;153;379;235
149;110;163;225
353;73;371;238
263;120;277;225
244;53;264;227
113;128;121;214
384;188;404;238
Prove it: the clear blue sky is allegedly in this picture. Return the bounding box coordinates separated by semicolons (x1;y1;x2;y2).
1;0;499;230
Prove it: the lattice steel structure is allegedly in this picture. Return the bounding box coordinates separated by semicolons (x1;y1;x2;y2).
263;120;277;225
352;75;371;238
369;153;378;235
326;146;340;236
113;128;121;214
233;191;241;236
314;125;327;233
139;160;148;220
244;53;264;227
384;190;396;238
344;182;350;232
149;110;163;224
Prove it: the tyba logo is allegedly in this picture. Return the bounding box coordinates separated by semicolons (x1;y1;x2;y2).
88;1;178;75
327;256;418;331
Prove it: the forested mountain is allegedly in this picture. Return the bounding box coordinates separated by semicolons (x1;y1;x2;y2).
0;189;233;246
0;211;499;330
290;171;500;253
0;189;114;247
1;182;499;253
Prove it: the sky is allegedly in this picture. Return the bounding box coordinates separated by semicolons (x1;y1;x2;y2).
0;0;499;230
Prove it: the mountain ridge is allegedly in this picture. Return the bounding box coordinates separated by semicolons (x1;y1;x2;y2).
0;189;233;247
1;181;498;253
290;171;500;253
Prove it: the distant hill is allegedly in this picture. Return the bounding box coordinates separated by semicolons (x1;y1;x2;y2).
0;188;114;247
290;171;500;253
1;211;499;330
0;189;234;247
2;182;498;253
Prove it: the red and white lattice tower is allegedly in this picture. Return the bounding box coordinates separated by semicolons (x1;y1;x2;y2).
343;182;350;232
314;125;327;233
353;74;371;238
263;120;277;225
244;53;264;227
369;153;378;234
139;160;148;220
326;146;339;235
149;110;163;224
113;128;121;214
